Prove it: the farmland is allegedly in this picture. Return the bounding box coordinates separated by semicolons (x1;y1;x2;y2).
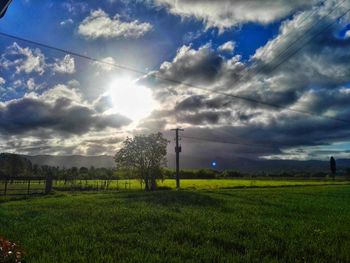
52;178;350;191
1;184;350;262
1;178;348;197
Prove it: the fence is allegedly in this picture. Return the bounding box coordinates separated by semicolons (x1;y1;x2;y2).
52;179;135;192
0;176;52;197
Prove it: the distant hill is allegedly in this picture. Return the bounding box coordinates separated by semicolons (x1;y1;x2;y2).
23;154;350;174
167;154;350;174
25;155;115;169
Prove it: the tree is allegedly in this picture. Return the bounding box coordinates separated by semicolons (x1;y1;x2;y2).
345;168;350;181
330;156;336;179
0;153;32;178
114;133;168;191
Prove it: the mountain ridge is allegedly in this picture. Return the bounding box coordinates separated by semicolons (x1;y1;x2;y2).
21;154;350;173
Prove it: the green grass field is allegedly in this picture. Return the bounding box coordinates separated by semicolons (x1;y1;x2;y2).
52;178;349;191
1;185;350;262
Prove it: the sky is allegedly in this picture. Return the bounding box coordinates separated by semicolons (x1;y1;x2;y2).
0;0;350;163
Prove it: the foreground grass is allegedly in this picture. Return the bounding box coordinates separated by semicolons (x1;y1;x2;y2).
1;185;350;262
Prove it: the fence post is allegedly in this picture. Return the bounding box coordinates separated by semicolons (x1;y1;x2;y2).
27;179;31;195
45;176;53;194
4;179;8;197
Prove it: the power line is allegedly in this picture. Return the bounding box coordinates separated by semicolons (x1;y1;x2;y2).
219;1;344;101
0;31;147;76
264;6;350;77
234;0;331;86
245;0;345;80
0;5;349;125
220;3;350;109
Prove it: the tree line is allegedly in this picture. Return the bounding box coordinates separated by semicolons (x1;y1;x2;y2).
1;134;349;192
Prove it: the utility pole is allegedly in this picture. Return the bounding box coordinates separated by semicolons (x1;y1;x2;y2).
171;128;184;189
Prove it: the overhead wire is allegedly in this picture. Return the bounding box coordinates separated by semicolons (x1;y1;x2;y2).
239;0;345;82
0;2;348;125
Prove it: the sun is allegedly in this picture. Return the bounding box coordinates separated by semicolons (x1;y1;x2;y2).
108;77;156;123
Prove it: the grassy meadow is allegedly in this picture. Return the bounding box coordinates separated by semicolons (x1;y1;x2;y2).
51;178;350;191
1;184;350;262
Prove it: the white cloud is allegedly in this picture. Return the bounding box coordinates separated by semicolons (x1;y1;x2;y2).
345;30;350;38
26;78;45;91
26;78;35;90
138;2;350;159
13;80;23;88
0;77;5;85
62;1;88;15
38;83;83;103
218;41;235;53
52;55;76;74
78;9;153;39
60;18;74;27
94;56;116;72
0;43;77;76
2;42;46;75
154;0;317;30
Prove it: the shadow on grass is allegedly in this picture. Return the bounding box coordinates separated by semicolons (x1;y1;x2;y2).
219;182;350;190
123;190;222;208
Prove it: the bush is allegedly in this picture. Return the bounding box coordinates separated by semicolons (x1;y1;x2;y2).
220;170;243;178
161;169;219;179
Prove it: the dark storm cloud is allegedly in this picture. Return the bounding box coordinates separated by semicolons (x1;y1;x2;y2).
139;1;350;159
139;44;244;103
93;94;114;113
0;96;131;135
158;45;225;84
177;110;232;125
174;95;225;111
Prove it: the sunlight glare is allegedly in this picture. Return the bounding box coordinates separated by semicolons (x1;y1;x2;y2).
108;77;156;123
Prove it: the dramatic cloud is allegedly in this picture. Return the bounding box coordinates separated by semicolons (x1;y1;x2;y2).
78;9;153;39
140;43;244;104
139;2;350;159
1;0;349;160
0;84;131;136
154;0;317;29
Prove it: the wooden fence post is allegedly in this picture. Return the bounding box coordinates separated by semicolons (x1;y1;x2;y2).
4;179;8;197
27;179;31;195
45;176;53;194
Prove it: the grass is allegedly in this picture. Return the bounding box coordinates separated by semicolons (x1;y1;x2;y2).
1;185;350;262
52;178;349;191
